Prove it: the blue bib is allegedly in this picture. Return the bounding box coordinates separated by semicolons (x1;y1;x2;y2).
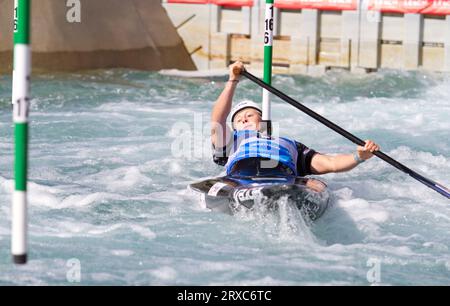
225;130;298;176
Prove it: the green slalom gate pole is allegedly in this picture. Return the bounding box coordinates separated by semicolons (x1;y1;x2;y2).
262;0;274;135
12;0;31;265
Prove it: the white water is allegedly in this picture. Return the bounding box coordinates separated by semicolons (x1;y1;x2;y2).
0;69;449;285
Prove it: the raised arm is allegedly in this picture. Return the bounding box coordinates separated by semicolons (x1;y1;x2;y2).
211;61;244;148
310;140;380;174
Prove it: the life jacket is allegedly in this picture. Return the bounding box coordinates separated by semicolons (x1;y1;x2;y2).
225;130;298;176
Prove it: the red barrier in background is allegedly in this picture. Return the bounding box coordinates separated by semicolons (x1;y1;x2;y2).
213;0;254;6
167;0;450;14
167;0;209;4
167;0;254;6
275;0;357;11
421;0;450;14
275;0;450;14
367;0;450;15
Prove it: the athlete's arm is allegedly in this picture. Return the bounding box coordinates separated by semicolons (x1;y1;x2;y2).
211;61;243;148
310;140;379;174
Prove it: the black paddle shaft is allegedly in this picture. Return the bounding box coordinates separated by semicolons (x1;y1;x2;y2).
241;70;450;199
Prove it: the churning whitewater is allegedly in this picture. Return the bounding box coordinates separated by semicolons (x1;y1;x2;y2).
0;69;449;285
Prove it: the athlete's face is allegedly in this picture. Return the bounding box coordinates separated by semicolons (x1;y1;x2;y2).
233;108;261;131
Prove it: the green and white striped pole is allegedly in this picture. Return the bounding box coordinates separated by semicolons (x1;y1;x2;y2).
12;0;31;265
262;0;274;135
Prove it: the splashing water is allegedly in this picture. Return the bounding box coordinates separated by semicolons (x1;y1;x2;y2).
0;69;449;285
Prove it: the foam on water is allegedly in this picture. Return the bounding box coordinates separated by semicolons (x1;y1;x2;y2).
0;69;449;285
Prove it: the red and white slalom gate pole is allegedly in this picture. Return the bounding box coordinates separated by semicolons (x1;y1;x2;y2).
12;0;31;265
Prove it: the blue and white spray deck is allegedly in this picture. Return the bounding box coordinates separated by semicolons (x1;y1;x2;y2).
0;70;449;285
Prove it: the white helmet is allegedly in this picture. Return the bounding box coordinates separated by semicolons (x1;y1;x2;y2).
230;100;262;123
